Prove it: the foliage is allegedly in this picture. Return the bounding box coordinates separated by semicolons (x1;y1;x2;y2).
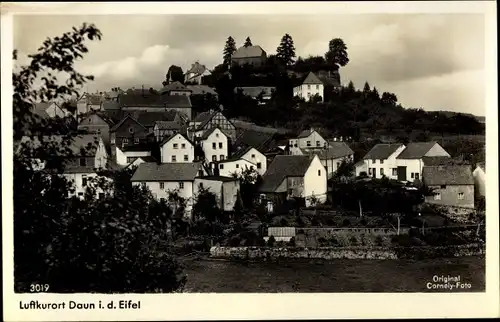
325;38;349;68
234;167;262;209
244;36;252;47
164;65;184;85
223;36;237;68
267;235;276;247
276;33;296;66
193;186;223;223
14;24;185;293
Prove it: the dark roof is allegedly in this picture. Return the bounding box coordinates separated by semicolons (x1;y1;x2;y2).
301;72;323;85
233;129;275;152
196;175;238;182
33;103;51;119
160;132;194;147
186;62;207;75
232;45;266;59
396;142;441;159
163;95;192;109
230;146;253;159
110;114;147;132
301;142;353;159
119;92;164;108
231;119;291;135
422;156;455;166
259;155;313;192
200;127;228;140
187;85;217;96
363;144;404;160
159;81;192;94
155;120;183;130
140;156;157;163
135;110;179;128
193;111;212;123
422;165;474;186
131;162;203;182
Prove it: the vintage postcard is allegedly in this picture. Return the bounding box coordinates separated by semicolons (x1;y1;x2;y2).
2;1;498;321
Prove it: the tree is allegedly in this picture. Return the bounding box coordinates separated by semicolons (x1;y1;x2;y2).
164;65;184;85
244;37;253;47
13;24;186;293
223;36;237;68
325;38;349;68
193;186;222;223
363;82;371;94
381;92;398;106
276;33;296;67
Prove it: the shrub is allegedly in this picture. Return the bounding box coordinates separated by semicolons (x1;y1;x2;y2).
288;237;296;246
311;218;320;226
360;218;367;226
375;236;384;246
280;218;289;226
349;236;358;246
228;236;241;247
342;219;351;227
267;235;276;247
326;218;334;226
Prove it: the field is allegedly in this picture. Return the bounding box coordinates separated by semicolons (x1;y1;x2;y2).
181;256;485;292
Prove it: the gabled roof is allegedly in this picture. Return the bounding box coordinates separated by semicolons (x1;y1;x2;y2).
102;100;120;110
186;62;208;76
194;110;229;130
131;162;204;182
422;165;474;186
233;129;275;152
154;120;183;131
301;142;354;160
363;143;404;160
159;81;192;94
396;142;441;159
301;72;323;85
193;111;212;123
230;146;254;160
422;156;457;166
119;92;164;108
110;114;147;132
78;111;115;126
160;132;193;147
200;127;228;140
232;45;266;59
187;85;217;96
195;175;238;182
32;103;51;119
135;110;179;128
164;95;192;109
259;155;314;192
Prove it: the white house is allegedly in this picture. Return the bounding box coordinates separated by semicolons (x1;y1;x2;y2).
159;81;193;96
298;142;354;178
230;146;267;176
126;156;158;169
472;162;486;198
259;155;327;207
289;128;328;154
200;127;229;163
217;158;257;178
193;176;240;212
184;62;211;85
395;142;451;182
293;72;324;102
130;162;208;216
115;144;152;166
160;133;195;163
355;143;406;179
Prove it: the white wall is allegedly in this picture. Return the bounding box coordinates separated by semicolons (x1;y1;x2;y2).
218;159;256;177
94;138;108;169
473;167;486;197
364;145;406;180
116;147;151;166
293;84;324;101
395;159;423;182
64;172;108;200
303;156;327;206
160;133;194;163
193;179;240;211
134;181;195;213
201;128;228;162
320;155;353;178
239;147;267;175
298;131;327;150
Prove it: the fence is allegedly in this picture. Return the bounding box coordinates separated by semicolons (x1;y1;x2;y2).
267;227;296;238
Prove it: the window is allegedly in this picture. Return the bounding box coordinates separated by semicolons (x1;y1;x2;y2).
368;168;372;175
219;164;224;169
392;168;398;176
306;141;311;147
160;182;165;189
372;159;376;164
171;155;176;162
79;158;86;166
380;160;384;164
415;173;420;180
173;143;178;149
82;176;88;187
219;142;223;149
440;185;446;189
220;155;225;160
316;85;319;90
411;173;414;179
316;141;320;147
307;85;311;90
251;154;255;158
236;164;239;168
380;168;384;176
184;154;189;161
129;127;134;133
123;138;128;144
458;192;464;200
134;138;139;144
318;170;321;176
179;182;184;189
181;143;186;149
78;192;84;197
96;129;101;134
88;118;92;123
257;162;262;169
212;155;217;161
212;142;216;149
307;92;311;97
434;192;442;200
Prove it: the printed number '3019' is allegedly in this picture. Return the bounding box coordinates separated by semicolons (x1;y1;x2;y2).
30;284;49;292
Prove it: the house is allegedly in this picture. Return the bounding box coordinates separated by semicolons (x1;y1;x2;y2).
34;101;70;119
115;143;152;166
298;142;354;178
289;128;328;154
293;72;324;102
159;132;195;163
109;114;150;148
199;127;229;164
76;93;103;116
134;110;185;135
17;134;109;199
130;162;208;215
189;110;236;140
118;91;193;120
163;95;193;120
184;62;211;85
193;176;240;212
232;128;286;164
126;156;157;169
217;158;257;178
259;155;327;207
228;146;267;176
395;142;451;182
472;162;486;198
153;120;185;142
159;81;193;96
422;165;475;209
231;45;267;67
77;112;115;145
355;143;406;179
234;87;275;105
186;85;218;97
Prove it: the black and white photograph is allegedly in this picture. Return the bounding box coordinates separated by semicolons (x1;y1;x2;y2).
2;1;498;320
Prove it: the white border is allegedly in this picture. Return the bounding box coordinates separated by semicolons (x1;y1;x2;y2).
2;2;498;320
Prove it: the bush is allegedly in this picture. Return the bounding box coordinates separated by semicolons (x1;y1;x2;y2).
349;236;358;246
326;218;335;226
342;219;351;227
375;236;384;246
280;218;289;226
228;236;241;247
288;237;296;246
267;235;276;247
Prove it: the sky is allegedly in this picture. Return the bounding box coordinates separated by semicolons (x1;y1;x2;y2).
13;13;486;115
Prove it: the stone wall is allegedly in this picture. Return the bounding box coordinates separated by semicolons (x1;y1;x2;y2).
434;205;476;223
209;244;484;260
